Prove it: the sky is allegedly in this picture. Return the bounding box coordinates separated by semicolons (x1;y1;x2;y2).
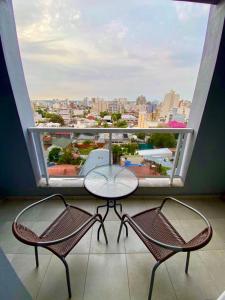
13;0;210;101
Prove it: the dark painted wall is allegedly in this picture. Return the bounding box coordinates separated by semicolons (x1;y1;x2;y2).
0;37;37;195
184;21;225;194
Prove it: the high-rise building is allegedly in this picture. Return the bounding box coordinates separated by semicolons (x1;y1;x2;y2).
108;99;124;113
58;108;71;125
177;100;191;121
136;95;147;105
91;98;108;114
138;111;148;128
159;90;180;120
146;101;158;113
83;97;90;107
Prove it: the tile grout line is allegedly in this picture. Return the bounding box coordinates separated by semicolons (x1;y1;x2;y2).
125;252;132;300
120;220;131;300
165;262;179;300
35;253;53;300
82;222;93;300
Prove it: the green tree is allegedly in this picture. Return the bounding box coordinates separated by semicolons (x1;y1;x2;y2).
36;108;46;118
100;111;108;118
115;120;128;128
83;140;92;145
58;149;74;164
111;113;121;122
137;132;145;140
149;133;177;148
48;147;61;162
126;143;138;155
45;113;65;125
112;145;123;164
97;119;102;126
57;148;86;165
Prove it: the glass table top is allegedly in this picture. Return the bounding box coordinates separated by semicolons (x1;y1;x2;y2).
84;165;138;199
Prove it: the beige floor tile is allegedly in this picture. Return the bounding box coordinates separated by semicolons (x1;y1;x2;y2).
192;199;225;219
71;229;93;254
6;253;14;262
37;254;88;300
209;218;225;241
10;254;51;299
126;253;177;300
198;250;225;297
1;196;225;300
84;254;130;300
122;198;150;216
124;228;149;253
0;199;35;221
178;219;208;242
179;218;225;250
68;199;96;214
166;252;219;300
90;221;125;253
0;221;33;254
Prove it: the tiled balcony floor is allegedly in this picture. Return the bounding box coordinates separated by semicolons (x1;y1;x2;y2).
0;196;225;300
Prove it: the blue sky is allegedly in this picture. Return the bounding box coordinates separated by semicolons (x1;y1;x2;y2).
13;0;210;101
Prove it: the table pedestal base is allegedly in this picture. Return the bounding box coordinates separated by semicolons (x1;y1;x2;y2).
96;200;128;240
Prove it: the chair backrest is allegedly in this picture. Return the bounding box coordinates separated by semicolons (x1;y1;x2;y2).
130;197;213;253
79;149;110;176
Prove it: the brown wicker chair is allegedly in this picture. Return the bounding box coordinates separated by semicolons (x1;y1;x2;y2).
117;197;212;300
12;194;108;298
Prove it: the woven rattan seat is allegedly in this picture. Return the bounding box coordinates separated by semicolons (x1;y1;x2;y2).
117;197;212;300
131;208;185;261
41;206;95;257
12;194;108;298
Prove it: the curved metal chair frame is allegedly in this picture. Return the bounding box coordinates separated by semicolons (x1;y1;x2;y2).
117;197;212;300
12;194;108;298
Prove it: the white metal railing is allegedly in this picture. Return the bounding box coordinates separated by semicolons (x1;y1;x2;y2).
28;127;194;186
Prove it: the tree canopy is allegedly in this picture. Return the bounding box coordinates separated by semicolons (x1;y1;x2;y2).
137;132;146;140
35;108;47;118
45;113;65;125
100;111;108;118
148;133;176;148
115;120;128;128
111;112;121;122
48;147;61;162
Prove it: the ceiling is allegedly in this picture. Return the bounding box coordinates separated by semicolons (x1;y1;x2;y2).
174;0;220;5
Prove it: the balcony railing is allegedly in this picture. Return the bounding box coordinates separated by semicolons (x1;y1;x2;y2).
28;127;194;186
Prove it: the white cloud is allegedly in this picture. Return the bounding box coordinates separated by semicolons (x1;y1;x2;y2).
174;2;210;22
14;0;81;43
104;20;128;40
13;0;208;100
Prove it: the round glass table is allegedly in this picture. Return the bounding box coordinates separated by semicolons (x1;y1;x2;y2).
84;165;139;239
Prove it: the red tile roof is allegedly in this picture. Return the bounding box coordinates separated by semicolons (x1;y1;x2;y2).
48;164;79;176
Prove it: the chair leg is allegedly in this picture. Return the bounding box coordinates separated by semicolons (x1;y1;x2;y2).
34;246;39;268
101;221;108;244
185;252;190;274
61;257;72;298
117;216;126;243
125;222;128;237
148;261;161;300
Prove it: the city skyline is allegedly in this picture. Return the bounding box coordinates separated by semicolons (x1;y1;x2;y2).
13;0;209;100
